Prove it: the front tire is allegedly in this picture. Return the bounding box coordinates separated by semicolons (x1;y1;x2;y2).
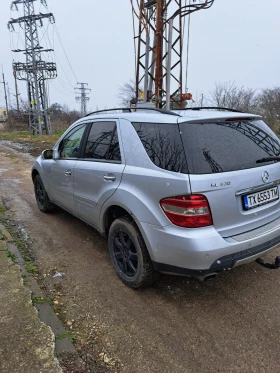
108;216;159;288
34;174;55;213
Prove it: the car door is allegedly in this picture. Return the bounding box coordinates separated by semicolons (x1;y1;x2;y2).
73;120;125;228
47;123;88;212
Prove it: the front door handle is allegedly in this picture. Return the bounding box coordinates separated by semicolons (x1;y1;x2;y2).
103;173;116;182
65;169;72;176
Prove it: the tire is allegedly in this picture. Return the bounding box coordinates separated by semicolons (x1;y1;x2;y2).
34;174;55;213
108;216;159;288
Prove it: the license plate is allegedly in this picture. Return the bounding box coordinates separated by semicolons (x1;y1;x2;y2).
243;186;279;210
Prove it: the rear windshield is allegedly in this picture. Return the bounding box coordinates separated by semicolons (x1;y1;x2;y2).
179;120;280;174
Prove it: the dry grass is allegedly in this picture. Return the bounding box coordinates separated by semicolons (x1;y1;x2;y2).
0;125;69;156
0;130;63;143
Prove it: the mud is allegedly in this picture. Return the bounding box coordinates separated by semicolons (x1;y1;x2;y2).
0;142;280;373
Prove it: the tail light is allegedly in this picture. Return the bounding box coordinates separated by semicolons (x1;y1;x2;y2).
160;195;213;228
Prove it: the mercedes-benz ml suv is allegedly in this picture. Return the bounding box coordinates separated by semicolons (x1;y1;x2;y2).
32;108;280;288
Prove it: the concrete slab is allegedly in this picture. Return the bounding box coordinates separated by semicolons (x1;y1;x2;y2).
0;239;63;373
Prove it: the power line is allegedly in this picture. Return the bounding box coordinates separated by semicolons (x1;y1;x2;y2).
54;24;79;83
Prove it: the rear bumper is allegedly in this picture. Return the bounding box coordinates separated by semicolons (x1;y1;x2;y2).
138;220;280;275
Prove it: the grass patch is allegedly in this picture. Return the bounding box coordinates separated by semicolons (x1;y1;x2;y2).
56;330;76;342
32;296;52;305
0;204;7;213
1;248;16;261
25;261;38;274
11;233;27;252
5;249;16;261
0;130;64;144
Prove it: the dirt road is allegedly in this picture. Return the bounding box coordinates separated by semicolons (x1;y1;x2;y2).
0;142;280;373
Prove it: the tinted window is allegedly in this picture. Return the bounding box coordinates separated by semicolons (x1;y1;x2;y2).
59;123;86;158
132;122;188;173
107;129;121;161
180;120;280;174
83;122;121;161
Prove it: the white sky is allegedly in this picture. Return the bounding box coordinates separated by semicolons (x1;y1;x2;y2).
0;0;279;111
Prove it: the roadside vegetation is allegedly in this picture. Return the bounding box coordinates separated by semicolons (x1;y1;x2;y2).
0;102;79;153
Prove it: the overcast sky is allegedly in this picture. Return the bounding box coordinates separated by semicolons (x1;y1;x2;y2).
0;0;279;112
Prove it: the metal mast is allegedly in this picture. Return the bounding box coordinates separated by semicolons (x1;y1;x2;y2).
8;0;57;134
0;68;9;118
75;83;91;117
132;0;215;109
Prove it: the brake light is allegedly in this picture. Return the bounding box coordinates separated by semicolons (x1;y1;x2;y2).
160;195;213;228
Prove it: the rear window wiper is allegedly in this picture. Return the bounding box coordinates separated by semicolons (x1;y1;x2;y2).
256;156;280;164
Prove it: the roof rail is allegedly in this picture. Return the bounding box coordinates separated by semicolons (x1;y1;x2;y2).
173;106;243;113
84;107;179;117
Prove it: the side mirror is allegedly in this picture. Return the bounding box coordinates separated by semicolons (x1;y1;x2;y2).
42;149;53;160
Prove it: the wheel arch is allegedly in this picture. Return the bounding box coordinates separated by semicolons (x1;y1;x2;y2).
31;168;39;182
101;203;156;261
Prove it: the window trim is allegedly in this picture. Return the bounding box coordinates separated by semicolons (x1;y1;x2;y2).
79;120;122;163
57;122;90;160
77;158;122;164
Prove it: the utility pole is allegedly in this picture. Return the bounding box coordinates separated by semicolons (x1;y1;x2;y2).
75;83;91;117
13;68;20;112
1;68;9;117
8;0;57;135
6;83;12;109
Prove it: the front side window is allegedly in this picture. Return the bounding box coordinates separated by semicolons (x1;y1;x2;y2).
59;123;87;158
132;122;188;173
180;120;280;174
83;122;121;162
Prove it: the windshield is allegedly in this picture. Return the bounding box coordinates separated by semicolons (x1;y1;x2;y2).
179;120;280;174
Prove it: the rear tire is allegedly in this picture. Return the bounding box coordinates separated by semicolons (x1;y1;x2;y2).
108;216;159;288
34;174;55;213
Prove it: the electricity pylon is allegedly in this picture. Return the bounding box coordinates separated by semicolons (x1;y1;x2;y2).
131;0;215;109
8;0;57;134
75;83;91;117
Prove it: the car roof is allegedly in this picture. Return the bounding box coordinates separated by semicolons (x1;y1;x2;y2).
80;110;260;124
81;112;178;123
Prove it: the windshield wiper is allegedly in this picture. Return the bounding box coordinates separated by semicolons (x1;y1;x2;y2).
256;156;280;164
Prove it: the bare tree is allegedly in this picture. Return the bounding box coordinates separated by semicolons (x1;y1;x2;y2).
255;87;280;132
209;82;256;112
117;79;137;107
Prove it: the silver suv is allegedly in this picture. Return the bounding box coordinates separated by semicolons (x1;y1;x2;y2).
32;108;280;288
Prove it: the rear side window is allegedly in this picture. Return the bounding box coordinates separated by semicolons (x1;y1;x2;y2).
132;122;188;173
180;120;280;174
83;122;121;162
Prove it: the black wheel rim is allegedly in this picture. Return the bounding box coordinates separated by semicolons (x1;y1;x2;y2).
113;230;138;277
34;179;45;208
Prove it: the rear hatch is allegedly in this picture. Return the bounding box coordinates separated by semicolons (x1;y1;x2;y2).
178;114;280;237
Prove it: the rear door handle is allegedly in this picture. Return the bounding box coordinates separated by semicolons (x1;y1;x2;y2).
103;173;116;182
65;169;72;176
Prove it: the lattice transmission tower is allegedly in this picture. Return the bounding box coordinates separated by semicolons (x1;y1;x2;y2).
8;0;57;134
131;0;215;109
75;83;91;117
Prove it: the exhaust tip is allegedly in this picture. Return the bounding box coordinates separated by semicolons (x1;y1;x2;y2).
203;273;217;282
195;273;217;282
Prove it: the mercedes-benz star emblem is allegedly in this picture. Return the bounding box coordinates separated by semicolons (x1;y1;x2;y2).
262;171;270;183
